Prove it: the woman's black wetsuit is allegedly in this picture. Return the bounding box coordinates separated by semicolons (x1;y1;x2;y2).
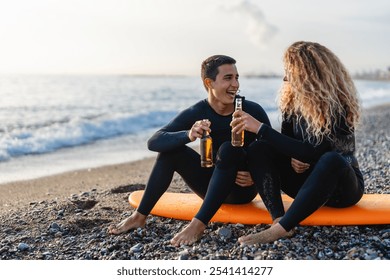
247;114;364;231
138;97;270;224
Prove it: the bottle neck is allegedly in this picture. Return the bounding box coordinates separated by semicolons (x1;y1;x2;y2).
235;98;242;110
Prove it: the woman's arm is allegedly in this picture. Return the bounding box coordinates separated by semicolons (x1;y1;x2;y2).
231;111;331;164
257;123;330;163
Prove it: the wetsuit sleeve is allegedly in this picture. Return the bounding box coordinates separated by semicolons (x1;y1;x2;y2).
256;123;331;164
147;130;191;152
147;109;194;152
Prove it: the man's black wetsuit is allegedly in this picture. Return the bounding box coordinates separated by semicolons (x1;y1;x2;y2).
247;114;364;231
138;97;270;224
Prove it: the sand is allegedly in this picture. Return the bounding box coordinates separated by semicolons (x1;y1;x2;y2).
0;157;152;213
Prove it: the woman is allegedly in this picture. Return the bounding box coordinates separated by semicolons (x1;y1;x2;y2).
231;41;364;244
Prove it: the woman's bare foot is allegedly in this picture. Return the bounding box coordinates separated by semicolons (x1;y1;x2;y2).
108;211;147;235
272;216;294;236
171;218;206;247
238;222;290;245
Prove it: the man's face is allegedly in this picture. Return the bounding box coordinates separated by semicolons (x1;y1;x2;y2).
209;64;240;105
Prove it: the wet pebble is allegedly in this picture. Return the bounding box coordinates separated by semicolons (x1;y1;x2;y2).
218;227;232;239
178;249;190;260
130;243;143;253
17;243;30;251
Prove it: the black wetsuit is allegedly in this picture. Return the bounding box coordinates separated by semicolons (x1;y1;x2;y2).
138;97;270;224
247;114;364;231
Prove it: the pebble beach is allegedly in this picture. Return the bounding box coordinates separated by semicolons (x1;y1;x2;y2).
0;105;389;260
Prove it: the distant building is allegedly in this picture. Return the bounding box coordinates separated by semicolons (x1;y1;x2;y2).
353;68;390;81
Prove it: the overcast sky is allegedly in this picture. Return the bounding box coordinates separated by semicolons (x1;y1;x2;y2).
0;0;389;75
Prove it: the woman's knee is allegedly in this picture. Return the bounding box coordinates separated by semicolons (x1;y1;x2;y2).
317;151;347;170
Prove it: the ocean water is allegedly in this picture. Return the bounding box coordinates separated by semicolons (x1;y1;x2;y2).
1;75;389;184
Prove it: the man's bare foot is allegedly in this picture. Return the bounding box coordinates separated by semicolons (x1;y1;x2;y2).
272;217;283;225
238;223;290;245
171;218;206;247
108;211;147;235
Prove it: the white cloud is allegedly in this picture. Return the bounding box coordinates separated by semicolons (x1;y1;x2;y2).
235;0;278;48
221;0;278;49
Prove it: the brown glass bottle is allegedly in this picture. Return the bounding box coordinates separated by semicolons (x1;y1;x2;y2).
200;129;213;167
231;97;244;147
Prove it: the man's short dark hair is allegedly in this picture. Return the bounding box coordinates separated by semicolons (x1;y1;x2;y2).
201;55;236;82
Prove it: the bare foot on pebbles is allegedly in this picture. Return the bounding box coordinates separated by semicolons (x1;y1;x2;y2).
171;218;206;246
238;223;290;245
108;211;147;235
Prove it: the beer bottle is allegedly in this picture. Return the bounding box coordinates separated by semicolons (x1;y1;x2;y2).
231;97;244;147
200;127;213;168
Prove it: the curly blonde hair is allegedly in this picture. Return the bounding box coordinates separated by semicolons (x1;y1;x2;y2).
279;41;360;143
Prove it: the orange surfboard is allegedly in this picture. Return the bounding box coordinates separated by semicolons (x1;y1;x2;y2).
129;191;390;225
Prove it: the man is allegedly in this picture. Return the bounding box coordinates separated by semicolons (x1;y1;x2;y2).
108;55;270;246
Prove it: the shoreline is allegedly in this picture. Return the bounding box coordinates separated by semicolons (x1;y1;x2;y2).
0;157;156;214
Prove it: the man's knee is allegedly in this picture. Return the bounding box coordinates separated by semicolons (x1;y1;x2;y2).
215;142;244;169
247;141;270;162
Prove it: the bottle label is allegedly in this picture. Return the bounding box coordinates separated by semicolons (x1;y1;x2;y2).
200;122;213;167
231;98;244;147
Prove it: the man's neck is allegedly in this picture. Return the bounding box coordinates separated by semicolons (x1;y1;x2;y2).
207;96;234;116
